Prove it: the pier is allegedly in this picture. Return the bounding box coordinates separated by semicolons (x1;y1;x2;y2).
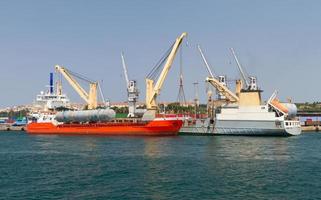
298;112;321;132
0;124;26;131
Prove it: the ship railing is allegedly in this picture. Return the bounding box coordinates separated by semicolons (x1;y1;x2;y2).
284;120;301;128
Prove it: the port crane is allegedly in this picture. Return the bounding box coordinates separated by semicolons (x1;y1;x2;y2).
121;52;139;117
55;65;98;109
143;32;187;120
197;45;239;103
230;48;257;90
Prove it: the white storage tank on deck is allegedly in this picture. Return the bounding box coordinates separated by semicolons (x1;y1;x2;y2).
55;109;116;123
283;103;298;118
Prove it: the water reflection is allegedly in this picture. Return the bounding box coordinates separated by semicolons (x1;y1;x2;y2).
31;134;100;157
141;137;181;199
2;132;321;199
206;137;294;162
143;137;178;158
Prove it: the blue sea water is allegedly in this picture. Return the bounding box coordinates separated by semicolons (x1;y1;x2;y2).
1;132;321;200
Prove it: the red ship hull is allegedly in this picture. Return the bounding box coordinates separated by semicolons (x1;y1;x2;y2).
27;119;183;136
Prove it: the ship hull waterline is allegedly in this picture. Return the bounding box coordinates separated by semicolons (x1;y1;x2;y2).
179;119;301;137
179;128;300;137
27;119;183;136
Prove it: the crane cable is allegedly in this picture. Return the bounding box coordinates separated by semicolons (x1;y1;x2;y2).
146;43;175;81
98;81;106;105
67;68;96;84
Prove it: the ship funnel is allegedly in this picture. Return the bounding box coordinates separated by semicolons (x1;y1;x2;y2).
50;73;54;94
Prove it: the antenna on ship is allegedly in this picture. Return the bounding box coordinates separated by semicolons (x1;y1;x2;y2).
193;82;199;118
176;45;186;106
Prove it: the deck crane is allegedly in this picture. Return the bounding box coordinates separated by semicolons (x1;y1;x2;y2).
230;48;262;106
143;32;187;120
55;65;98;110
197;45;239;103
230;48;257;90
121;52;129;87
121;52;139;117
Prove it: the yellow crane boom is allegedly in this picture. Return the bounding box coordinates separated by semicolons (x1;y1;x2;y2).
145;32;187;110
197;45;239;103
55;65;98;109
206;77;239;103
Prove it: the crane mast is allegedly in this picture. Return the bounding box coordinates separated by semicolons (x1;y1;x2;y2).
145;32;187;110
230;48;258;91
55;65;98;109
143;32;187;120
197;45;239;103
120;52;139;117
121;52;130;87
197;45;215;78
230;48;250;88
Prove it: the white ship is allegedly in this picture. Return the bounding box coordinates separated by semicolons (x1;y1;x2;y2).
35;91;70;110
180;94;301;136
179;47;301;136
33;73;70;111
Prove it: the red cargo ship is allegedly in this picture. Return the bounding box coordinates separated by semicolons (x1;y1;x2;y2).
27;118;183;136
27;33;188;136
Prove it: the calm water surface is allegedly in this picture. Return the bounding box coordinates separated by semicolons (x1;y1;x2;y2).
1;132;321;199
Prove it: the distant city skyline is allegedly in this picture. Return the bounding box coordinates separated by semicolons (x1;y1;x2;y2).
1;0;321;107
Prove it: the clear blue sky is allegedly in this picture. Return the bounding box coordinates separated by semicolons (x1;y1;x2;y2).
0;0;320;107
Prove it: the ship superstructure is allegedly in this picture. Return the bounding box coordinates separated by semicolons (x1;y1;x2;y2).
179;46;301;136
34;73;70;111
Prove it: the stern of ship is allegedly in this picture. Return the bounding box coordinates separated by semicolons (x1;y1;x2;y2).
284;120;302;136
